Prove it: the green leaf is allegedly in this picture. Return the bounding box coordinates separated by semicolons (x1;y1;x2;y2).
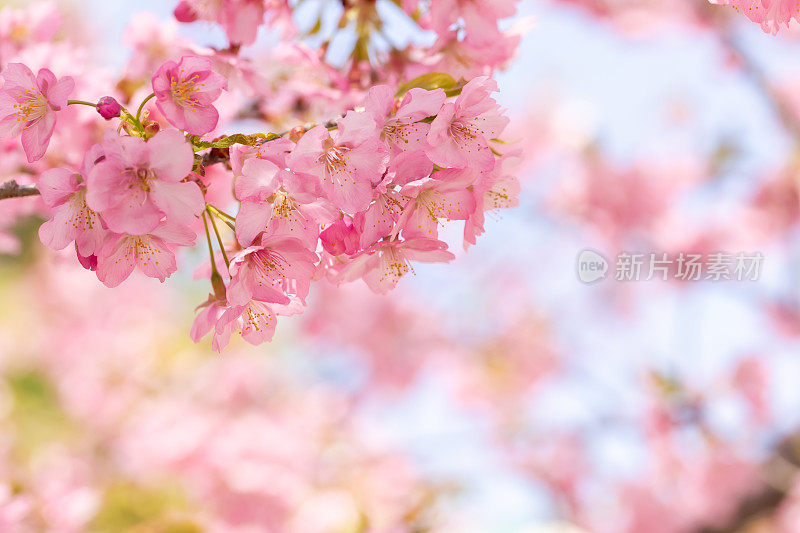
396;73;464;97
191;133;277;152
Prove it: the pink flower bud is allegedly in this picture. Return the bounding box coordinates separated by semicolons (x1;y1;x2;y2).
77;250;98;272
173;1;198;23
320;217;360;256
96;96;121;119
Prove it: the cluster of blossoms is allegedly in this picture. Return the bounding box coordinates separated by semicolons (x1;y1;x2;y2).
0;50;516;350
172;0;522;81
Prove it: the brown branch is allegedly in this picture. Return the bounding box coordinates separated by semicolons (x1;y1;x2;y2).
0;180;40;200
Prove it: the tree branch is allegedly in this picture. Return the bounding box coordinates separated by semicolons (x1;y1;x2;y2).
0;180;40;200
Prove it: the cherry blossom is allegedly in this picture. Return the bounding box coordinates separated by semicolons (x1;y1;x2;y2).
227;236;319;306
427;76;509;171
37;147;107;256
0;63;73;162
215;299;278;347
96;221;196;287
287;113;389;214
396;172;478;239
86;130;202;235
366;85;446;154
151;55;227;136
339;238;456;294
0;0;521;348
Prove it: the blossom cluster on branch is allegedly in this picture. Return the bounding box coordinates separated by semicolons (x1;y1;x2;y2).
0;0;519;351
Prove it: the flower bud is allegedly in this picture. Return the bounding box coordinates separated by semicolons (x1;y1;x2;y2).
321;217;360;256
143;120;161;139
96;96;121;120
76;250;98;272
173;1;198;23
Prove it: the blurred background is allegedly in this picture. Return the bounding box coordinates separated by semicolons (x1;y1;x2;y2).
2;0;800;531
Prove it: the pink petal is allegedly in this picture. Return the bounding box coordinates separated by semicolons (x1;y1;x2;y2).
85;158;128;213
148;129;194;182
239;301;277;345
42;75;74;110
38;168;80;207
136;236;178;282
182;104;219;136
96;235;138;288
365;84;394;123
150;179;205;228
235;158;281;200
398;88;446;122
101;187;162;235
235;200;273;247
427;102;456;147
0;63;36;92
150;220;197;247
21;112;55;162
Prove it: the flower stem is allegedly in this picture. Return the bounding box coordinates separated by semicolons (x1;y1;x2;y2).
206;206;231;269
136;93;156;122
202;211;220;277
207;204;236;224
67;100;97;108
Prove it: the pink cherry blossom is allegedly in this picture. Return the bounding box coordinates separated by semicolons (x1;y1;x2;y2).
366;85;445;154
419;31;519;80
86;129;202;235
357;188;406;249
152;55;227;136
288;112;388;214
216;299;278;347
339;238;455;294
190;296;230;352
396;170;478;239
0;2;60;56
464;157;521;248
354;151;435;248
227;236;319;306
0;2;520;351
265;187;336;248
96;221;196;287
233;145;337;247
38;148;107;256
427;76;509;171
0;63;74;162
234;156;283;246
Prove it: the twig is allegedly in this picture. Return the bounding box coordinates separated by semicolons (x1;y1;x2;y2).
0;180;40;200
